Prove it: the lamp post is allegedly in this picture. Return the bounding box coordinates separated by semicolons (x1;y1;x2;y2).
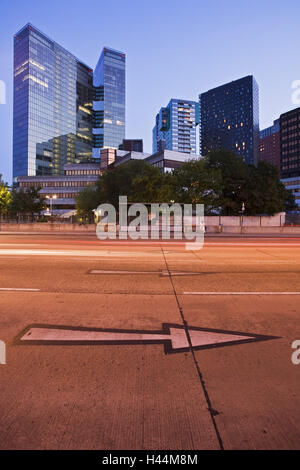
46;195;57;216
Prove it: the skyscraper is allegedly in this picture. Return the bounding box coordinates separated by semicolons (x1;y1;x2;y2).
13;24;93;180
92;48;126;159
200;76;260;165
258;119;280;171
280;107;300;179
152;99;200;155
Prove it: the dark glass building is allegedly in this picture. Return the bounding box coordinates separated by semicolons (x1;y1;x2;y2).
93;47;125;159
258;119;280;172
119;139;143;152
280;107;300;179
13;24;93;180
200;76;260;165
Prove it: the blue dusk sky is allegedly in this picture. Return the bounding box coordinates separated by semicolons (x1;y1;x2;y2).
0;0;300;183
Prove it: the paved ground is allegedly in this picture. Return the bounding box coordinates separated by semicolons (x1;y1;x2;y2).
0;233;299;450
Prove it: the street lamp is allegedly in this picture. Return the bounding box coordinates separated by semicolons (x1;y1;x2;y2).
46;195;57;215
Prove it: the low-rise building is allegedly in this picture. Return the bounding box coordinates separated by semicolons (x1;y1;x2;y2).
281;176;300;208
17;163;100;216
16;150;200;216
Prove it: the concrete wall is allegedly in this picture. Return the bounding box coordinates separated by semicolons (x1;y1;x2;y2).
0;223;96;232
0;213;292;233
204;212;285;227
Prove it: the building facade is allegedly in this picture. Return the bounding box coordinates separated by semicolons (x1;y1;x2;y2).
200;76;260;165
119;139;143;153
280;107;300;208
280;107;300;179
93;47;126;159
146;149;197;173
258;119;280;171
152;99;200;155
17;163;100;215
13;24;93;181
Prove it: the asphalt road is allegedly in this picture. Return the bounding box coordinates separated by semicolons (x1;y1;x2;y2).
0;233;299;450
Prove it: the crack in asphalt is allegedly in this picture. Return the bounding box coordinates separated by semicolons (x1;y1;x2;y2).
161;248;224;451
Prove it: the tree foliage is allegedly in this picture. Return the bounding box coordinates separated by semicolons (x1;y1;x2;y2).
10;187;46;220
75;185;99;222
95;160;168;207
0;176;11;218
75;150;296;217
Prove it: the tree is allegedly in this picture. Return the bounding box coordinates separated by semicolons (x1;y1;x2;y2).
239;161;296;215
95;160;171;207
170;159;222;213
10;187;46;221
0;177;11;220
204;150;250;215
203;150;295;215
75;185;99;222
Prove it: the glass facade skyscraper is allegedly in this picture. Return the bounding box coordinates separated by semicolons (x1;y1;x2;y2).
13;24;94;180
92;48;126;159
152;99;200;154
200;76;259;165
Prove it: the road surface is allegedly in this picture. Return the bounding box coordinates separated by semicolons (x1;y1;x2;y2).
0;233;299;450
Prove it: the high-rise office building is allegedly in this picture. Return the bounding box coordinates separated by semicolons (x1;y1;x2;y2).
280;108;300;207
280;107;300;179
13;24;93;180
152;99;200;154
92;48;126;159
258;119;280;171
200;76;260;165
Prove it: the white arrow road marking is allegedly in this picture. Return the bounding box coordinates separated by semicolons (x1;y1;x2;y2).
16;323;279;354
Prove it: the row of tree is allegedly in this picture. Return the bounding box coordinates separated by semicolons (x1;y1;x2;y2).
0;175;46;221
76;150;296;219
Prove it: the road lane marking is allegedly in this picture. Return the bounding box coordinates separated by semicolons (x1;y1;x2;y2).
0;288;40;292
90;269;159;274
184;292;300;295
89;269;205;276
0;249;163;257
16;323;279;354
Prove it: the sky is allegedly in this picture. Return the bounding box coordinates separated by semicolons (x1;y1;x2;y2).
0;0;300;183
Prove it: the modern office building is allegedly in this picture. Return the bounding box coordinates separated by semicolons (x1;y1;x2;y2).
280;107;300;179
200;76;260;165
16;148;199;216
17;163;100;216
152;99;200;155
258;119;280;171
13;24;93;181
93;47;126;159
146;149;197;173
119;139;143;153
281;177;300;208
111;148;198;173
280;107;300;208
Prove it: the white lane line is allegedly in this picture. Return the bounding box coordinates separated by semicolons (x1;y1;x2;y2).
205;243;300;247
184;292;300;295
0;288;40;292
90;270;204;276
0;249;162;257
90;270;158;274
